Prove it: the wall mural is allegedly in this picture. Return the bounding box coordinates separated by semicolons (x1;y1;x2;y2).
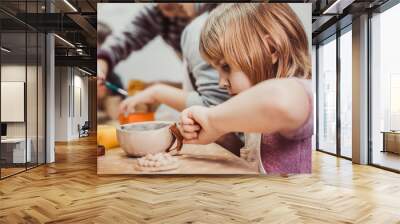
97;3;313;175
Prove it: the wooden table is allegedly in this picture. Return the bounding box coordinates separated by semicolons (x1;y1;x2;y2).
97;143;258;175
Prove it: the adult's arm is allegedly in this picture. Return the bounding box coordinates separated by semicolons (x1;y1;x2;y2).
97;4;164;72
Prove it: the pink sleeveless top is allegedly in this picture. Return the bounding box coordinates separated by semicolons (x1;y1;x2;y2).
260;78;313;174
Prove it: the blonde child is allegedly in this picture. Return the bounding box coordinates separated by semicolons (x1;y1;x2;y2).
179;3;313;174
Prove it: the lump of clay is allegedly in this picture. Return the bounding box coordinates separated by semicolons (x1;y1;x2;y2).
135;152;179;172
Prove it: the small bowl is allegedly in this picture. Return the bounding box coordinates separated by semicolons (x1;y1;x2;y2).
116;121;174;157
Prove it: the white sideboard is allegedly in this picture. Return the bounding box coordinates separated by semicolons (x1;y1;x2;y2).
1;138;32;163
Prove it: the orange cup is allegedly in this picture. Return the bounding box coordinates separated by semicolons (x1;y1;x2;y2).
97;125;119;149
119;112;155;125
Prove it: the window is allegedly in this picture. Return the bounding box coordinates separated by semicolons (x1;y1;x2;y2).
370;2;400;171
312;45;317;150
317;36;337;154
390;74;400;130
339;28;352;158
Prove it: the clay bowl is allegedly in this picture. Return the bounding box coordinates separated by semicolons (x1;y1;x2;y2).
116;121;174;157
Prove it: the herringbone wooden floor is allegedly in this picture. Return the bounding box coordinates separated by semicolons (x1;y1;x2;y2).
1;135;400;224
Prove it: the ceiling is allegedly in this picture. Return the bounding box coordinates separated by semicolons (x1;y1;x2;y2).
311;0;390;43
0;0;394;72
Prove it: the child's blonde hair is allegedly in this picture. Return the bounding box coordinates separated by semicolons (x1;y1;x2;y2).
200;3;311;84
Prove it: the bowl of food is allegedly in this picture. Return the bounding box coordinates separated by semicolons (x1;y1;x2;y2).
117;121;176;157
118;112;155;125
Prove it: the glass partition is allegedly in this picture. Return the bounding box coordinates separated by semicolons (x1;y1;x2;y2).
27;31;38;169
0;1;46;179
38;32;45;165
339;27;352;158
0;30;28;177
317;35;337;155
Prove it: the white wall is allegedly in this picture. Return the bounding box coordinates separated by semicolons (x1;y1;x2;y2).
54;67;89;141
1;64;46;163
55;67;68;141
1;65;26;139
0;65;40;138
72;74;89;138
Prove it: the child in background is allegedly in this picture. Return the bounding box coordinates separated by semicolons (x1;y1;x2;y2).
179;3;313;174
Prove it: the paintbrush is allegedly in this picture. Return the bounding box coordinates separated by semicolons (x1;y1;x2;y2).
104;81;128;96
104;81;130;117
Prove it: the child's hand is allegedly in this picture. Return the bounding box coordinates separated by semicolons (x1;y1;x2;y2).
119;86;157;114
179;106;224;145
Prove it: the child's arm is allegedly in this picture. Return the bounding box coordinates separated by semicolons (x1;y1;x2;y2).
180;78;310;144
120;84;189;114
